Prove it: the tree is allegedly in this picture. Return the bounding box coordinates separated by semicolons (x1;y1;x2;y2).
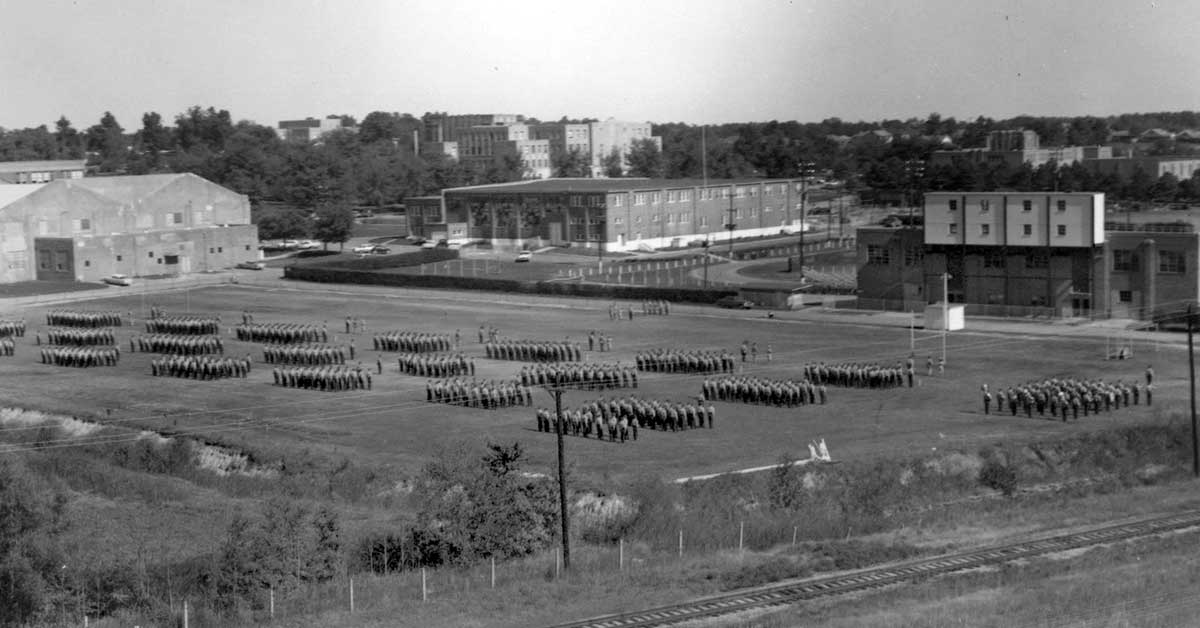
625;138;665;178
312;204;356;249
174;106;234;152
550;146;590;178
0;457;68;625
254;208;310;240
53;116;83;159
128;112;173;174
601;147;624;178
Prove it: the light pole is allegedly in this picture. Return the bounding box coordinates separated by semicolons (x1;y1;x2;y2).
941;272;951;366
702;240;710;289
545;382;571;570
904;160;925;227
725;185;737;257
798;162;816;281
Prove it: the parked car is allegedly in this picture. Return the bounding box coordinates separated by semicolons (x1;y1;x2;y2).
514;250;533;263
236;261;265;270
715;296;753;309
370;245;391;254
281;239;300;249
352;243;375;254
103;274;133;286
297;240;320;250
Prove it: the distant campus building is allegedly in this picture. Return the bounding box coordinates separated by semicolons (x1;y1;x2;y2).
276;116;357;142
420;113;660;179
0;160;86;184
856;191;1200;320
406;177;813;252
0;173;257;283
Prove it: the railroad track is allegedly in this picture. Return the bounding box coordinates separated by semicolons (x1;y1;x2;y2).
547;510;1200;628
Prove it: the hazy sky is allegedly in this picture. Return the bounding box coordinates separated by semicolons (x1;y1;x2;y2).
2;0;1197;130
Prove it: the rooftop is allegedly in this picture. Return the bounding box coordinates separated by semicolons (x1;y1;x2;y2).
442;177;799;195
0;159;86;173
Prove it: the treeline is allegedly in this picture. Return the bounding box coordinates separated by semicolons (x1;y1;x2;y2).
3;109;1200;219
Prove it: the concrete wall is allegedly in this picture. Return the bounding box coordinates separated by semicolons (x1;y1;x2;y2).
71;225;259;281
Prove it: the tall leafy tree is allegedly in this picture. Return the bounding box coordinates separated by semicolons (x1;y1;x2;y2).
84;111;127;172
53;116;83;158
0;457;68;625
625;138;665;178
601;147;624;178
312;203;356;250
550;146;590;178
174;106;234;152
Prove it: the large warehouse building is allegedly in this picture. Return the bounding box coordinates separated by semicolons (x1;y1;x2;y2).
0;173;257;283
857;191;1200;320
406;177;814;252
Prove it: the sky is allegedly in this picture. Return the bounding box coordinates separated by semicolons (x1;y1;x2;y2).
1;0;1197;130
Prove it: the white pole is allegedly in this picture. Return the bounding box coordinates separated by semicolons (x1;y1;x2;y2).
270;586;275;619
792;526;798;546
84;617;88;628
739;520;744;553
619;539;624;571
910;312;915;352
491;557;495;589
349;577;354;613
422;567;427;602
183;601;188;628
942;272;950;366
555;547;561;579
678;529;683;558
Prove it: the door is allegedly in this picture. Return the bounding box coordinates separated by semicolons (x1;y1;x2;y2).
548;222;564;246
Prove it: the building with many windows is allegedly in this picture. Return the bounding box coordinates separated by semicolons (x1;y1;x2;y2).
406;177;812;251
857;191;1200;320
0;160;86;184
931;130;1111;169
276;116;357;142
0;173;257;283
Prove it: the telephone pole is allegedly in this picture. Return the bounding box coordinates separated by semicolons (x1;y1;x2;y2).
798;162;816;281
725;184;737;256
1188;304;1198;477
546;383;571;569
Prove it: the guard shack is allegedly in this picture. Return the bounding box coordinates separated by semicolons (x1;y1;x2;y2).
924;303;965;331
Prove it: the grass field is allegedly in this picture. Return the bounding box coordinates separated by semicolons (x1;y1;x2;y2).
0;279;1181;486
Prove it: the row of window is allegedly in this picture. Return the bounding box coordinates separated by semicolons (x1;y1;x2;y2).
948;199;1070;212
946;224;1070;237
1114;249;1186;273
868;247;1188;275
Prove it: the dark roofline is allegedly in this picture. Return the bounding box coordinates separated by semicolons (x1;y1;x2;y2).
439;177;799;196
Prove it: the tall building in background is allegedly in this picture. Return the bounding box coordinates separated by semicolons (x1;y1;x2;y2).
276;116;357;142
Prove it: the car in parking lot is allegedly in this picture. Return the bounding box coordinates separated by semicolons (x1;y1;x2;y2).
102;274;133;286
281;239;300;249
297;240;320;250
514;250;533;263
715;295;753;309
370;245;390;254
352;243;376;254
236;260;265;270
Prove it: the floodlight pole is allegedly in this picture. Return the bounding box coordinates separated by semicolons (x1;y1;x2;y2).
546;384;571;569
726;185;736;257
702;241;710;289
942;272;951;366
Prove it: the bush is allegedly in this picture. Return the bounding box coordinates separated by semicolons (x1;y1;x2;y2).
978;458;1019;497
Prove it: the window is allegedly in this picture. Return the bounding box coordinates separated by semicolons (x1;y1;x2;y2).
116;255;122;262
148;251;154;258
948;224;958;235
980;199;990;212
1026;252;1049;269
1022;224;1032;237
634;193;646;206
867;245;890;265
948;200;958;211
588;196;602;207
245;245;251;251
1119;290;1133;303
164;255;179;265
984;251;1005;269
1159;250;1186;274
613;216;623;225
679;213;689;223
651;192;660;204
173;212;184;224
679;190;690;202
1113;250;1138;271
157;258;163;264
651;214;660;223
904;247;923;266
635;216;642;224
79;218;91;231
979;224;990;236
700;216;709;227
612;196;623;207
1057;200;1067;212
666;213;674;224
1056;225;1066;237
83;260;90;267
209;248;215;254
217;246;223;253
1022;200;1032;212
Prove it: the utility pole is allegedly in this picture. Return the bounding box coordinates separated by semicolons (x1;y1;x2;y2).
702;240;710;289
546;383;571;569
798;162;816;281
905;160;925;227
1189;304;1198;477
942;272;951;366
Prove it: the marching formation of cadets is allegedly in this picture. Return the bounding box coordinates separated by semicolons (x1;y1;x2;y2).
373;330;454;353
535;405;637;442
148;316;221;336
636;349;736;374
0;319;27;337
43;327;117;347
641;299;671;316
236;322;327;343
41;346;120;367
984;375;1152;422
701;375;827;407
397;353;475;377
0;338;14;356
484;339;581;362
134;334;224;355
151;355;250;379
545;396;716;435
802;361;907;389
263;343;347;366
518;362;637;390
47;309;122;328
272;365;371;391
425;378;533;409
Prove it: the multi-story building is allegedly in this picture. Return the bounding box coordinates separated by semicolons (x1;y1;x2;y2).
857;191;1200;320
0;173;257;283
0;160;86;184
422;113;521;143
406;177;812;252
455;123;552;179
931;130;1109;169
586;119;660;177
276;116;357;142
1084;156;1200;181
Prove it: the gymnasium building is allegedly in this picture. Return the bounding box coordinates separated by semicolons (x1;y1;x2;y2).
856;191;1200;320
0;173;257;283
405;177;815;252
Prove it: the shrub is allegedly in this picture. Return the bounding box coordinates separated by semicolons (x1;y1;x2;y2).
979;458;1019;497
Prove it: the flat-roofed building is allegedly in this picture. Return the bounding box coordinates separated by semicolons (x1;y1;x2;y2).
0;160;86;184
